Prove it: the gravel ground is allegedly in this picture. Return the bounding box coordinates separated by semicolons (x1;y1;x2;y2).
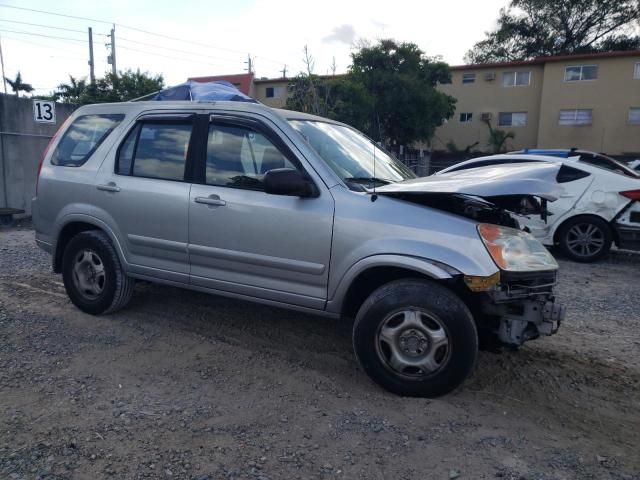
1;222;639;480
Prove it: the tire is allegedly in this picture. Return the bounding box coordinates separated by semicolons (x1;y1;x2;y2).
61;230;134;315
557;216;612;263
353;279;478;398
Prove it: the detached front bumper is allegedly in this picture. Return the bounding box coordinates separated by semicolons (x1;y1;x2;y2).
479;270;565;346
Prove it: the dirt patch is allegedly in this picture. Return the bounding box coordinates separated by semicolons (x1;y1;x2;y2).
1;225;639;479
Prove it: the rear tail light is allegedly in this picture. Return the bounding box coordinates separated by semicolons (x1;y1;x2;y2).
35;116;72;194
620;190;640;201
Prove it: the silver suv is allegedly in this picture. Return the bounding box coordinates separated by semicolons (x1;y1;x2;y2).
32;101;565;397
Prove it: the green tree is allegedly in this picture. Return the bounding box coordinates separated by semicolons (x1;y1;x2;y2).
287;41;455;147
467;0;640;63
286;46;335;116
4;71;34;97
344;39;456;147
55;69;164;105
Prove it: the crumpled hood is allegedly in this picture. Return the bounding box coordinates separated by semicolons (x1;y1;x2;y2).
376;163;563;201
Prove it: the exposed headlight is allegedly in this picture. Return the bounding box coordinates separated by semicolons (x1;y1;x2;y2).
477;223;558;272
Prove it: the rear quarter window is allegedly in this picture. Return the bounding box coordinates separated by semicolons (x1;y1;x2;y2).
50;114;124;166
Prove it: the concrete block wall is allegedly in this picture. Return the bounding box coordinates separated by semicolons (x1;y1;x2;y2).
0;94;77;216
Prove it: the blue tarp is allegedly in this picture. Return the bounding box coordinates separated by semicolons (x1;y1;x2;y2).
152;80;257;102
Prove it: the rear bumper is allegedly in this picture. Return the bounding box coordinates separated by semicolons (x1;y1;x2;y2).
614;224;640;251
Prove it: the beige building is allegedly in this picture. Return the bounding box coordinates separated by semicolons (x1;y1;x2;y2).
436;50;640;155
203;49;640;156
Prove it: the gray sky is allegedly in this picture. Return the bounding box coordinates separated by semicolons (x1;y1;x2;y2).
0;0;509;95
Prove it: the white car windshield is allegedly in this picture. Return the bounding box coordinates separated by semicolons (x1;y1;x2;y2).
288;120;416;189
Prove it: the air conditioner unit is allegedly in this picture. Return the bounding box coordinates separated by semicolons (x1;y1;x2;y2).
484;72;496;81
481;112;492;121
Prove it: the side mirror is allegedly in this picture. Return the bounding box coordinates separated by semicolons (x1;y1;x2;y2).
264;168;316;197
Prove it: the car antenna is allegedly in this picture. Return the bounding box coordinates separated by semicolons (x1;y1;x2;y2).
371;113;381;202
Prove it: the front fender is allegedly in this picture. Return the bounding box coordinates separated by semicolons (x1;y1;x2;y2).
325;254;462;314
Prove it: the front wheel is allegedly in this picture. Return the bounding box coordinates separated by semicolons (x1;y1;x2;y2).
557;216;612;263
353;279;478;397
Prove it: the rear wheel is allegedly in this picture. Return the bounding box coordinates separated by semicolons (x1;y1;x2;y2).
353;279;478;397
558;216;612;263
62;231;134;315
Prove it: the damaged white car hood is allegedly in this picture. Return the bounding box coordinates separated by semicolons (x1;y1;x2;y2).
377;163;563;201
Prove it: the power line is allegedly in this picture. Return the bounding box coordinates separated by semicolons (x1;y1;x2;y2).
0;3;288;66
0;18;89;34
0;33;86;55
0;28;87;43
0;4;111;26
117;44;239;68
115;35;239;63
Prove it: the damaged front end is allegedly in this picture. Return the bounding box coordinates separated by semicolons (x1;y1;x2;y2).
377;163;567;348
478;270;564;346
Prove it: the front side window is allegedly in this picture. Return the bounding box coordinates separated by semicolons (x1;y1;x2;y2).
564;65;598;82
51;114;124;166
462;73;476;84
116;121;192;181
206;124;295;190
498;112;528;127
459;112;473;123
628;107;640;124
559;109;592;125
502;71;530;87
288;120;415;190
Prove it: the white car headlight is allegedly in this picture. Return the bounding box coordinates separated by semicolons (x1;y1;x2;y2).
477;223;558;272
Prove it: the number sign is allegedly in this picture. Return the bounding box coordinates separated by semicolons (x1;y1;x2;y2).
33;100;56;124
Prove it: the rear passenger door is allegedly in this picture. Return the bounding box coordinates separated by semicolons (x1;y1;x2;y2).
94;114;197;283
188;115;334;309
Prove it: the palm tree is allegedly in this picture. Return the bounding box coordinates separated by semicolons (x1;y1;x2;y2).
484;119;515;153
4;71;34;97
55;75;88;103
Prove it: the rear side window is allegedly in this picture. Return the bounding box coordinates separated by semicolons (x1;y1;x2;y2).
556;164;591;183
51;114;124;166
116;122;192;181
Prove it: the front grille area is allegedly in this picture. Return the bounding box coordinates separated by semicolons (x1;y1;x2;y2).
499;270;557;297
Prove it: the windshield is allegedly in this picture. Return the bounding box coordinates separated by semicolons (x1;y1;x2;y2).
288;120;416;189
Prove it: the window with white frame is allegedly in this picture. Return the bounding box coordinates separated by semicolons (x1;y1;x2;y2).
462;73;476;84
498;112;527;127
459;112;473;123
502;71;530;87
634;63;640;80
629;108;640;124
559;109;593;125
564;65;598;82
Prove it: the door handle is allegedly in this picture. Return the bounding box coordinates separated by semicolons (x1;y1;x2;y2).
97;182;120;193
195;196;226;207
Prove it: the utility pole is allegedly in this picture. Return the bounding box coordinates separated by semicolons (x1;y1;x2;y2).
0;35;7;94
281;65;287;78
107;25;117;77
88;27;95;84
244;54;252;75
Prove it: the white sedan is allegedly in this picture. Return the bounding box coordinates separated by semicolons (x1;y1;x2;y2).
436;151;640;262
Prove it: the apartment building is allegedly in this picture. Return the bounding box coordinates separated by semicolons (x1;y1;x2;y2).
436;50;640;155
193;49;640;156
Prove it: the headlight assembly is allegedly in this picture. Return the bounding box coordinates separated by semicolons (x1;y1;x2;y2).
477;223;558;272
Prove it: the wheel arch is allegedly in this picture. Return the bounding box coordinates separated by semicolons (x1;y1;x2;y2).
53;215;127;273
328;256;462;319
